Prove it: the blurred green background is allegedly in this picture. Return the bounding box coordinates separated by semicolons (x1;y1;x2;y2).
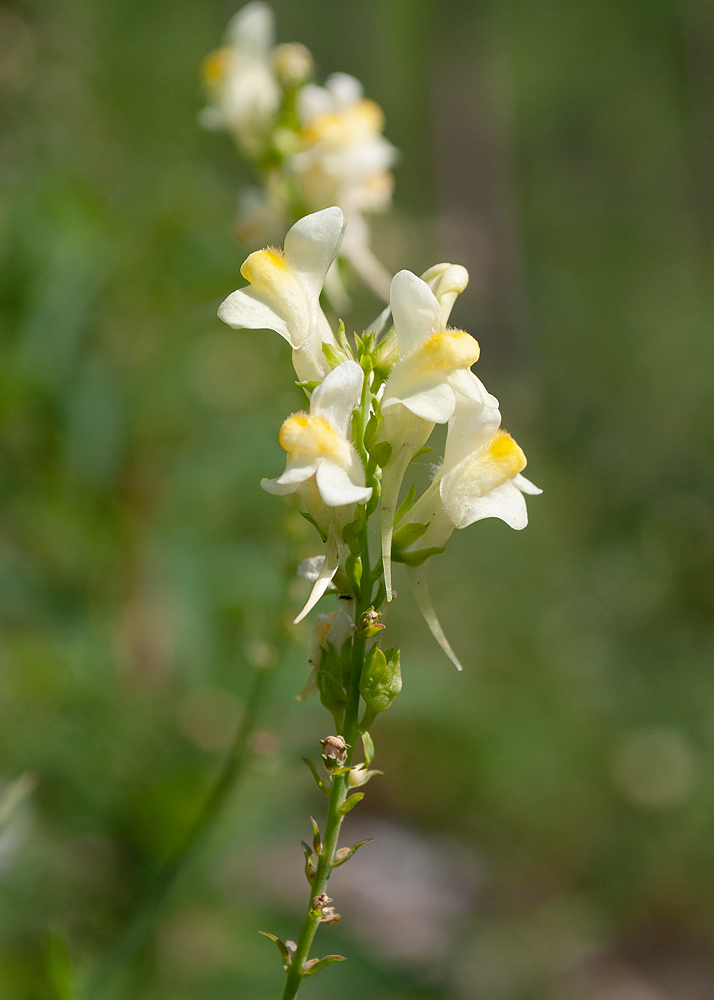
2;0;714;997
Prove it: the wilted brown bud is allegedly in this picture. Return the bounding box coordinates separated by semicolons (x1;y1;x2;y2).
321;735;349;767
312;893;333;911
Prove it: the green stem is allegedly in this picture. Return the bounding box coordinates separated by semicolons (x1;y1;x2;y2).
281;523;372;999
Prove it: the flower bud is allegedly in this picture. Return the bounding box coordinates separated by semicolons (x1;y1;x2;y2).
358;607;385;638
420;263;469;326
359;646;401;715
272;42;314;88
373;327;398;380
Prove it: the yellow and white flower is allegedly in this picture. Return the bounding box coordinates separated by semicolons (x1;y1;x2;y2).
200;1;281;157
293;73;396;215
262;360;372;621
379;268;496;599
218;207;346;382
292;73;398;300
399;400;541;669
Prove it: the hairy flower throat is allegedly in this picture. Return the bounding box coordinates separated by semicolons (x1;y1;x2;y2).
279;414;352;465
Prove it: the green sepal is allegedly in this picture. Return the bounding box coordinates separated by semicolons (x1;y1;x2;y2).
302;954;347;977
321;341;347;369
332;839;373;867
259;932;293;970
409;445;434;465
393;545;446;567
299;510;327;543
393;484;416;527
369;441;392;468
302;757;330;797
338;792;364;816
361;731;375;766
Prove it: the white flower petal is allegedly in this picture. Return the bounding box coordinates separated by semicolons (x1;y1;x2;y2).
226;2;274;51
449;369;499;409
275;455;320;486
390;270;442;356
261;475;298;496
283;208;346;300
384;379;456;423
293;542;340;623
316;460;371;506
218;289;294;345
325;72;364;107
297;555;326;581
310;360;363;436
513;473;542;495
448;478;529;531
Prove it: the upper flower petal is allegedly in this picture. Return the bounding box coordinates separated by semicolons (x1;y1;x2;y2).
310;360;363;437
390;270;442;356
284;207;346;300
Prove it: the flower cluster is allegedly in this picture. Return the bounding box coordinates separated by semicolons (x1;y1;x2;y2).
219;207;541;670
202;2;397;302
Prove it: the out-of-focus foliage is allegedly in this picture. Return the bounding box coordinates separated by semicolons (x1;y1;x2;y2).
1;0;714;998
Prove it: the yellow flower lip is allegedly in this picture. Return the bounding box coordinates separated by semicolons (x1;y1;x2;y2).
416;329;480;371
279;414;351;464
302;98;385;146
240;247;289;286
202;47;230;88
485;429;527;478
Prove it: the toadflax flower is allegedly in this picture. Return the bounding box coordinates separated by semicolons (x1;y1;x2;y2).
379;268;497;600
292;73;398;300
395;398;541;669
262;360;372;621
218;207;346;382
200;1;281;157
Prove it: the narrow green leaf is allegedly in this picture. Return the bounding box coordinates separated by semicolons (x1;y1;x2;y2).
332;838;373;867
302;954;347;976
302;757;330;796
45;933;76;1000
309;815;322;855
259;932;292;967
393;545;446;567
338;792;364;815
409;444;433;465
392;521;428;550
